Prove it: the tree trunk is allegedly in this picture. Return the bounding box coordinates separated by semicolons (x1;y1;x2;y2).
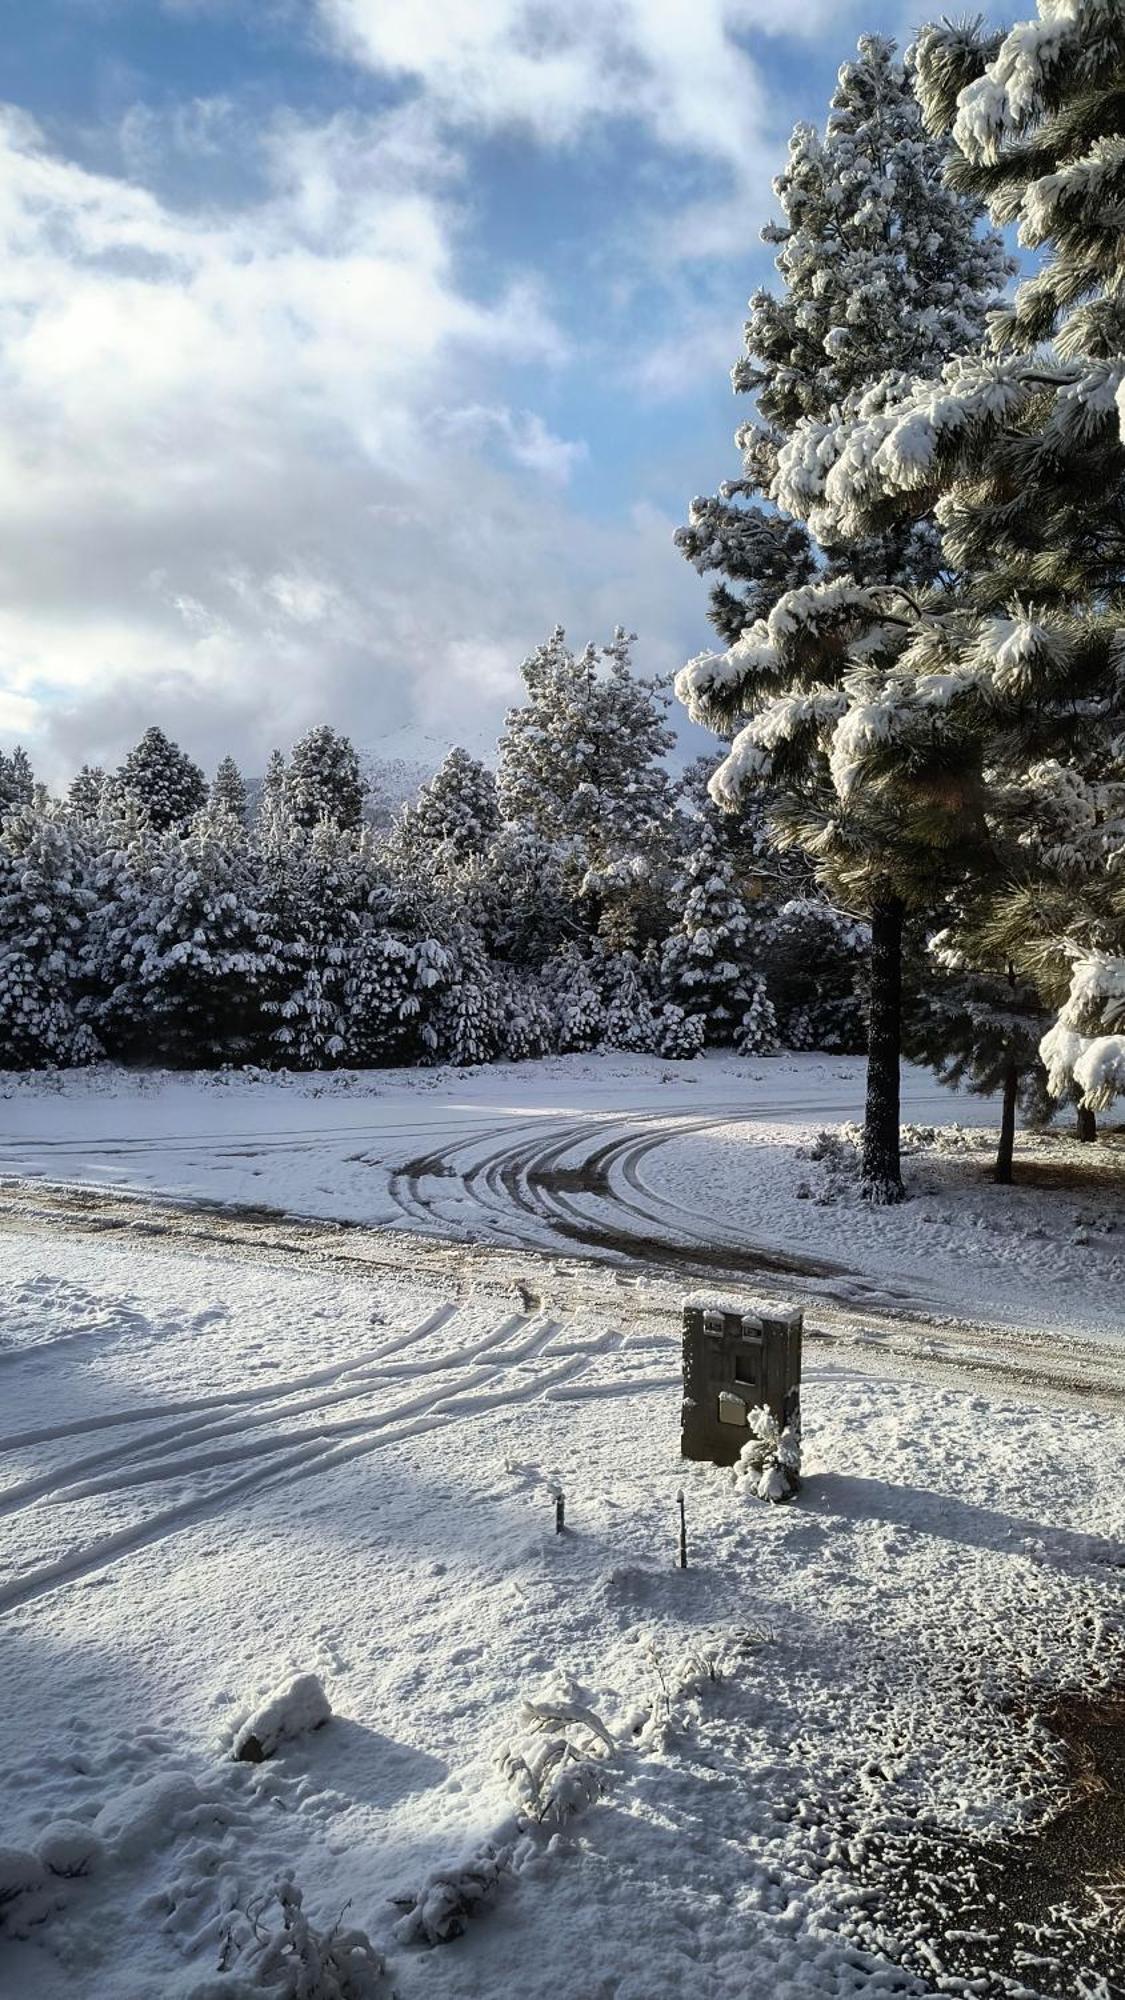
1076;1096;1097;1144
994;1061;1019;1184
861;892;905;1205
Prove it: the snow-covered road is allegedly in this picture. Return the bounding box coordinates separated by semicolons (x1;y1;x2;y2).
2;1053;1122;1342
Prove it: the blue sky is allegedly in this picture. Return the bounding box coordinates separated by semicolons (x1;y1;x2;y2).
0;0;1005;785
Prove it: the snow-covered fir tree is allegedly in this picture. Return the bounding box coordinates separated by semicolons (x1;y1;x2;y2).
258;818;365;1067
427;924;503;1068
210;755;248;824
497;626;678;933
497;973;558;1060
548;945;605;1054
675;34;1010;648
600;951;659;1054
460;824;576;970
660;840;760;1047
0;805;100;1067
737;980;780;1056
751;1;1125;1139
112;727;207;833
676;35;1011;1200
0;748;36;817
67;765;106;821
285;726;366;831
657;1004;705;1060
341;924;428;1067
126;807;272;1063
392;748;499;874
258;749;288;832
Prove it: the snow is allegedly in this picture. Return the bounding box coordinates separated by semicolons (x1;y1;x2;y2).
232;1676;332;1763
1;1053;1122;1343
0;1209;1122;1999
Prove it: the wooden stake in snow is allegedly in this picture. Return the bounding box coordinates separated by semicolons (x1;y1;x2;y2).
555;1490;566;1535
677;1489;687;1569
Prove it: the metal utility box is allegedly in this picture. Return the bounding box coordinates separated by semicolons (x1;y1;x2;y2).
680;1292;803;1467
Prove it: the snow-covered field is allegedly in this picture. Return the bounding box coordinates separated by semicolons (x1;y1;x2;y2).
2;1053;1123;1342
3;1057;1125;1999
1;1219;1123;2000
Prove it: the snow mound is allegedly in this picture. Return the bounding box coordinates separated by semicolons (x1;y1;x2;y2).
0;1847;58;1935
37;1819;104;1878
233;1674;332;1762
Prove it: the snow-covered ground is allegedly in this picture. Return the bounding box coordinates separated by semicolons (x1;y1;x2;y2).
1;1219;1122;2000
2;1053;1123;1342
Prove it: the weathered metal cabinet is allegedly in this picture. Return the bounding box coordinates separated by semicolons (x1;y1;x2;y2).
680;1292;803;1467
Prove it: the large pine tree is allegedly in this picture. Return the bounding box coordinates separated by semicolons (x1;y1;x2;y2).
757;2;1125;1131
676;34;1011;1200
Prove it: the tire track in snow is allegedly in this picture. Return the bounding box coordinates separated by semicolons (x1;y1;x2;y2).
0;1310;636;1611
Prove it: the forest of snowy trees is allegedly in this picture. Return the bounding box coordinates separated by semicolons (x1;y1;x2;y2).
4;3;1125;1204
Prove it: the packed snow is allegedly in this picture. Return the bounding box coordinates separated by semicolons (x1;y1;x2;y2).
0;1218;1122;2000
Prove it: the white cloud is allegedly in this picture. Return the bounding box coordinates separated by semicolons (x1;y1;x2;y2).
315;0;860;172
0;102;707;785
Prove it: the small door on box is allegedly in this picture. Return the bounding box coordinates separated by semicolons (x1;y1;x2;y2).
717;1390;747;1427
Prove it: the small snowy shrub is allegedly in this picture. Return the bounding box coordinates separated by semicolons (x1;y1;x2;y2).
197;1877;388;1999
499;1693;615;1832
232;1673;331;1762
736;1403;801;1502
392;1848;507;1947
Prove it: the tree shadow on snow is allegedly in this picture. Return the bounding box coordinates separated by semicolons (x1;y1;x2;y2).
806;1471;1124;1572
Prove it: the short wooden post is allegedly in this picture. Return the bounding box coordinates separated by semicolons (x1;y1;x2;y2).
555;1490;565;1535
677;1489;687;1569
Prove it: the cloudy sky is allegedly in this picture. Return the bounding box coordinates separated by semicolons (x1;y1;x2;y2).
3;0;995;788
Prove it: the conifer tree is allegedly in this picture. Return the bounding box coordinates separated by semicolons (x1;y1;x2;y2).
67;765;106;821
601;951;660;1054
660;840;760;1047
285;726;366;831
113;727;206;833
754;2;1125;1137
0;748;36;817
498;628;677;898
211;756;249;825
676;35;1010;1200
129;808;271;1062
0;805;100;1067
549;945;605;1054
393;748;499;874
258;749;288;833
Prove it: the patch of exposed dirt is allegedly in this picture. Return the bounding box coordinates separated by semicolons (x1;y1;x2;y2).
867;1687;1125;1997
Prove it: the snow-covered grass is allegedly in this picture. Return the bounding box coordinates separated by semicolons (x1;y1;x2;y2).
1;1222;1122;1999
1;1052;1122;1341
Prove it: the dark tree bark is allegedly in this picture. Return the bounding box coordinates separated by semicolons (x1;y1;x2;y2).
861;892;905;1205
994;1061;1019;1184
1076;1096;1098;1144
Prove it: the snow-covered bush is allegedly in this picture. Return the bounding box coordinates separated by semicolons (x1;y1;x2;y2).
232;1674;331;1762
736;1404;801;1503
392;1848;507;1947
499;1691;615;1832
196;1877;389;1999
